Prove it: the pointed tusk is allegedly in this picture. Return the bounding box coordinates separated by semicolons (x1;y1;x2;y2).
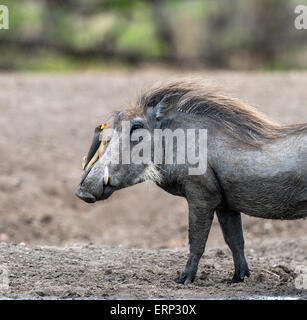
103;166;109;185
82;156;87;170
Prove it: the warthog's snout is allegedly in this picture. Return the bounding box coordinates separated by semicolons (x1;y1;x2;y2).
75;188;97;203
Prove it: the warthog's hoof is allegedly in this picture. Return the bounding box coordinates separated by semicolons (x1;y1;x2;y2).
231;265;251;283
175;269;196;286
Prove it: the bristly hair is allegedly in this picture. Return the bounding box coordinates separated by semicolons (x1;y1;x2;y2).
138;80;307;147
142;162;163;184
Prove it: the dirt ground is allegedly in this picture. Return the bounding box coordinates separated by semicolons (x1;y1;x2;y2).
0;70;306;299
1;239;306;299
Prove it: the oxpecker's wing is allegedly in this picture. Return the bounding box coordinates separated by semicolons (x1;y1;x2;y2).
83;126;103;170
81;124;107;185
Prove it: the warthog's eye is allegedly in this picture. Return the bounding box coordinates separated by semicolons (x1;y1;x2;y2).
130;122;143;133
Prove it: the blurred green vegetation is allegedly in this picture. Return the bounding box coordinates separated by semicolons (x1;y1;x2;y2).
0;0;307;71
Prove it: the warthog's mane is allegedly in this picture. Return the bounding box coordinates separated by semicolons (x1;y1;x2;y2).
137;80;307;147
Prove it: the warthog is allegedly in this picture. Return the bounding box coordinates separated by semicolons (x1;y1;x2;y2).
76;80;307;284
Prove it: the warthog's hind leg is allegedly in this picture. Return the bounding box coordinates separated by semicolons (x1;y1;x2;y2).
216;209;250;283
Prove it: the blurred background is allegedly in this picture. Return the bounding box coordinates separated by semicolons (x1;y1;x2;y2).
1;0;307;71
0;0;306;249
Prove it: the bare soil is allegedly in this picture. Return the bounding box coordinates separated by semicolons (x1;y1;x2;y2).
0;239;306;299
0;70;306;299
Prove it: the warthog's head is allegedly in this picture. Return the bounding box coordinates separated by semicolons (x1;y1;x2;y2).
75;108;163;203
75;81;210;203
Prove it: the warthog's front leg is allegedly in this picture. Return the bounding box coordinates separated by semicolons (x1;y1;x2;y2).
175;204;214;285
216;209;250;283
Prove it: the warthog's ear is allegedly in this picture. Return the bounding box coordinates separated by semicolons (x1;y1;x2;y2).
146;93;181;127
155;93;181;121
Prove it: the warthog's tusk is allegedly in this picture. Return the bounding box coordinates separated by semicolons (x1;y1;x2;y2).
82;156;87;170
103;166;109;185
85;140;106;171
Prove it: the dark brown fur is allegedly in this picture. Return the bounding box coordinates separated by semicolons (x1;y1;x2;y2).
138;80;307;146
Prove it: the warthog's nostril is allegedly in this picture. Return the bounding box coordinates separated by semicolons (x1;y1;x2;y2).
75;188;96;203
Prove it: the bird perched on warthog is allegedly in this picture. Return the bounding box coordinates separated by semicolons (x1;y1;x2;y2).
76;80;307;285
